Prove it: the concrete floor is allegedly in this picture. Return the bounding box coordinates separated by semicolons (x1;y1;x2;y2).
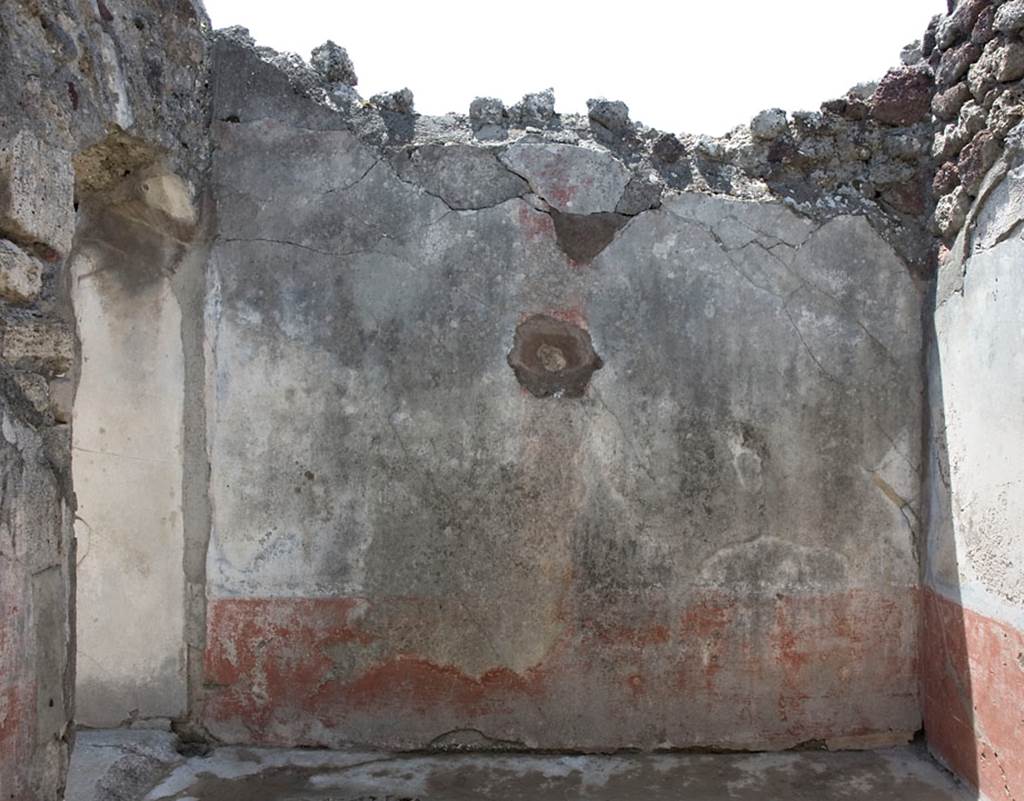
66;729;974;801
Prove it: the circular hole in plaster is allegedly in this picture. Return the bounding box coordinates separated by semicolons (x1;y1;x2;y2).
507;314;603;398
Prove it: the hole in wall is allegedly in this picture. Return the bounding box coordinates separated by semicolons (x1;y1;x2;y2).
550;209;629;264
507;314;603;398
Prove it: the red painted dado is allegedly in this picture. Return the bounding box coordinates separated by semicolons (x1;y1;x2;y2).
922;588;1024;801
203;589;919;750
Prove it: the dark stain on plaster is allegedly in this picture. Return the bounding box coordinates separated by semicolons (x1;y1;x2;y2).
507;315;603;398
549;210;629;264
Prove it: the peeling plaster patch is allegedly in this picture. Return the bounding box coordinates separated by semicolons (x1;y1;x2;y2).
970;162;1024;251
549;210;629;264
507;314;603;398
868;441;920;515
139;173;196;227
697;537;849;593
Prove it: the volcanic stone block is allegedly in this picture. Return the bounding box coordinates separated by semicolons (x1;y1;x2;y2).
0;131;75;256
870;67;934;126
0;239;43;304
0;317;74;375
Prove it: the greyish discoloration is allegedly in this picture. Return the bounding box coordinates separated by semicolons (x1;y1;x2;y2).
392;144;530;210
63;733;972;801
12;0;1024;791
201;44;924;749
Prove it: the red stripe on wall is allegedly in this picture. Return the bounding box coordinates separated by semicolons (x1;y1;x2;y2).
203;589;919;751
922;587;1024;801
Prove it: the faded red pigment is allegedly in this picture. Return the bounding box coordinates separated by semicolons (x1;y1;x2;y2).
203;589;919;750
515;203;555;241
921;588;1024;801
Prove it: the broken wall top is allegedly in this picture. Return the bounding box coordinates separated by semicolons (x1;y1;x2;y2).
211;26;940;275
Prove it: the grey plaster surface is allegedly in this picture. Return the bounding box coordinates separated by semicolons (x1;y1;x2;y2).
196;41;928;747
927;136;1024;627
65;730;972;801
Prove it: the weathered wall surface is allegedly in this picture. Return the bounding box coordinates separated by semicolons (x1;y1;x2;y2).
199;39;926;751
923;125;1024;801
71;167;201;726
918;6;1024;800
0;0;209;796
11;0;1024;790
0;398;74;801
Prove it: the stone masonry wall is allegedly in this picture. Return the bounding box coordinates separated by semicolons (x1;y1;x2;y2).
926;0;1024;242
0;1;209;798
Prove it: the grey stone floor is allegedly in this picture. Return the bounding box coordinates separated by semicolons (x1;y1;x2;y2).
66;729;974;801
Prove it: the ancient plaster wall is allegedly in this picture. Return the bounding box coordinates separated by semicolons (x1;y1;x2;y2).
917;5;1024;800
196;35;929;752
924;173;1024;801
924;96;1024;801
71;167;201;726
0;0;209;796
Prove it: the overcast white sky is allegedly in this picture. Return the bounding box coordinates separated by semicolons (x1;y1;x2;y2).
203;0;946;136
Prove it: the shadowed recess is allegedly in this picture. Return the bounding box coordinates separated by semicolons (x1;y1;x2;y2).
507;314;603;398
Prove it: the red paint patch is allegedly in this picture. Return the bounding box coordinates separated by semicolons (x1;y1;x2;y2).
203;589;919;750
921;588;1024;801
681;597;735;638
586;622;670;648
339;657;545;717
534;163;596;211
516;203;554;241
